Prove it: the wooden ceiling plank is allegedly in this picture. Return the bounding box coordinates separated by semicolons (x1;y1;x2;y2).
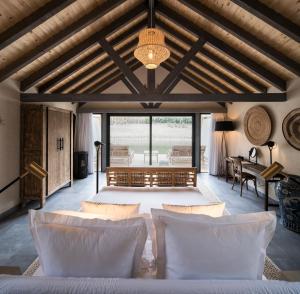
157;38;206;93
157;19;266;92
0;0;77;51
165;35;251;93
19;3;145;92
89;62;141;94
0;0;127;84
20;92;287;103
54;38;137;93
179;0;300;76
157;3;286;91
98;37;147;94
231;0;300;43
162;62;214;94
71;53;135;94
38;20;145;93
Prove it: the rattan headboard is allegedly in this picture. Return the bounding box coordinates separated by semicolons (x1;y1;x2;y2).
106;167;197;187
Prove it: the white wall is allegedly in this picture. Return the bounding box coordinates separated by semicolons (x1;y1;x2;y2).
0;79;20;214
227;78;300;175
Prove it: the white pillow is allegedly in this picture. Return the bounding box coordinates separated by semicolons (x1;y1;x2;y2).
151;209;276;280
29;210;147;278
80;201;140;219
162;202;225;217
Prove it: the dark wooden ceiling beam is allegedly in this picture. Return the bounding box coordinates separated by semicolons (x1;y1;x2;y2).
164;60;218;94
169;53;233;93
20;92;287;103
141;103;161;109
0;0;76;51
165;38;250;93
179;0;300;76
0;0;127;84
71;54;135;94
157;3;286;91
157;19;266;93
162;62;226;108
38;21;145;93
231;0;300;43
157;38;206;93
122;77;139;94
53;39;137;93
161;62;212;94
20;4;145;92
89;62;141;94
98;38;147;94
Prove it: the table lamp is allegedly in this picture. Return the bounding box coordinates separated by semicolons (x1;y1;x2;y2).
260;161;284;180
0;162;47;194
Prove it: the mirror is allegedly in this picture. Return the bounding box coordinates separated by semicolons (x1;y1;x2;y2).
249;147;257;158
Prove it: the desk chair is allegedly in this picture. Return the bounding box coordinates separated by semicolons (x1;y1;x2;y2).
231;158;259;197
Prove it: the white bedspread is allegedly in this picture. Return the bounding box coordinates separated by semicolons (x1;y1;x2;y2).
1;276;300;294
91;186;221;213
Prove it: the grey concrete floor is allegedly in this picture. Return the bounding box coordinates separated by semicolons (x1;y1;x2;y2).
0;173;299;273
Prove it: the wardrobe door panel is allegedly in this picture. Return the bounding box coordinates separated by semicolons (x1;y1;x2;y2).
62;112;71;184
47;109;61;194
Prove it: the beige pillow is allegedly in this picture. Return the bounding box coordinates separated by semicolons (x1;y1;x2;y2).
162;202;225;217
80;201;140;219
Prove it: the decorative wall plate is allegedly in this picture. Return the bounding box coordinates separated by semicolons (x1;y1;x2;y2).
282;108;300;151
243;106;272;146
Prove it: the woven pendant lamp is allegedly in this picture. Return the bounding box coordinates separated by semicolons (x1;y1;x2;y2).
134;28;170;69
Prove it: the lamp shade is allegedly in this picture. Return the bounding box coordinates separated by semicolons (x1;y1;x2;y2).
214;121;235;132
134;28;170;69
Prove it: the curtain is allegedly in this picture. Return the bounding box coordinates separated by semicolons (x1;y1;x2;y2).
75;113;94;174
209;113;226;176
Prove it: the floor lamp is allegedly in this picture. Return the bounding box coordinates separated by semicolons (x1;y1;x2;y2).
0;162;47;194
214;121;235;176
94;141;104;194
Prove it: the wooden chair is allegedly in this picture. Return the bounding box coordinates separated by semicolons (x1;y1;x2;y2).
231;158;259;197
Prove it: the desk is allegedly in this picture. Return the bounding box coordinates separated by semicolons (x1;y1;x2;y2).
225;157;284;211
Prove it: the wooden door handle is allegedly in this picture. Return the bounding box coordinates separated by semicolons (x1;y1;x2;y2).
57;138;60;150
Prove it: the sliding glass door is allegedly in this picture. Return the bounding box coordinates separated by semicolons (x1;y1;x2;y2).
109;116;150;167
152;116;193;167
200;114;212;172
108;115;194;167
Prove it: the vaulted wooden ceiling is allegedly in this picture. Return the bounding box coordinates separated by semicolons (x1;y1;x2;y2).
0;0;299;105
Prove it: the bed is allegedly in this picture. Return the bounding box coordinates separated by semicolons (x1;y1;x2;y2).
18;167;292;290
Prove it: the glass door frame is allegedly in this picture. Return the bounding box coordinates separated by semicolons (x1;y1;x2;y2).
199;113;211;173
107;114;196;167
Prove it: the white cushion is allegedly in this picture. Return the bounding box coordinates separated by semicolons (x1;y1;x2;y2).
162;202;225;217
80;201;140;219
29;210;147;278
151;209;276;280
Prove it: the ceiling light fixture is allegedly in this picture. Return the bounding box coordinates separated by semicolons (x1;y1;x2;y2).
134;0;170;69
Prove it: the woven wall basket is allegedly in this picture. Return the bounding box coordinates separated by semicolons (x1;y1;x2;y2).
243;106;272;146
282;108;300;151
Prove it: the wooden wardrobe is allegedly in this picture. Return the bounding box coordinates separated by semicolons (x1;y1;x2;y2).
21;105;73;208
